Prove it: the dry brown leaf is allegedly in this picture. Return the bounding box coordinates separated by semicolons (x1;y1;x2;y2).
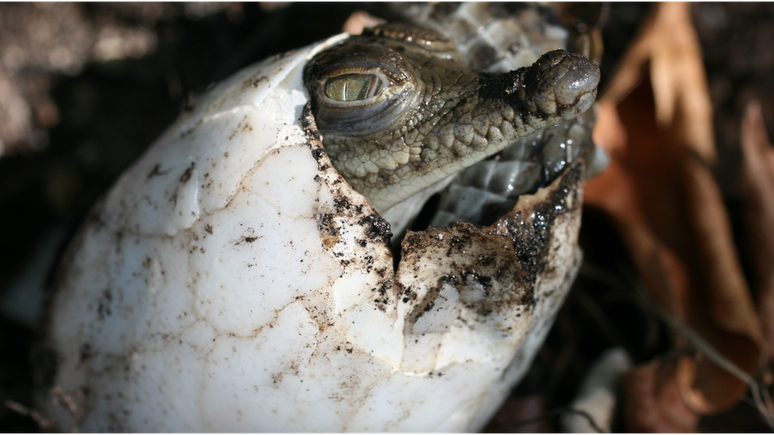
586;2;764;414
741;101;774;357
623;360;700;432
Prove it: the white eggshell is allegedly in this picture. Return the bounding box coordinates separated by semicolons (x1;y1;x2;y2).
38;32;584;432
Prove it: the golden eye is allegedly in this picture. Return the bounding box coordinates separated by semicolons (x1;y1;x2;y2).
324;74;384;101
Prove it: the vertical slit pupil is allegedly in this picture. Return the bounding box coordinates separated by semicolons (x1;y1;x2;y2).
324;74;382;101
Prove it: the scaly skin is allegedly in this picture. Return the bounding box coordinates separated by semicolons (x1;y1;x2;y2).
305;23;599;213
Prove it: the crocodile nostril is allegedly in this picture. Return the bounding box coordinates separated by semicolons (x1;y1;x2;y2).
552;54;601;106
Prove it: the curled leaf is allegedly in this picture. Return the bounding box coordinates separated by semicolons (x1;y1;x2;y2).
623;360;699;432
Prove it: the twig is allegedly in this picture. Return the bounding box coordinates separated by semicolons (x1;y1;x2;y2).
573;283;632;349
652;302;774;429
581;261;774;430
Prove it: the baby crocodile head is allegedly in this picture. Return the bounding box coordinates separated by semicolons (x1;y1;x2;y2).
304;23;600;213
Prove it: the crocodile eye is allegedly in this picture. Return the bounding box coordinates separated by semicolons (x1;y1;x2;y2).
324;74;384;101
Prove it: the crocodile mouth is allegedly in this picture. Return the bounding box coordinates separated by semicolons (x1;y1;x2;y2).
381;107;605;252
422;108;602;230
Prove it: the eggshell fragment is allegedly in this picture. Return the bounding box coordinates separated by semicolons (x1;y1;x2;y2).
37;34;585;432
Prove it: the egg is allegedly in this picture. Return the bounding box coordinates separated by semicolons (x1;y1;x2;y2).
36;5;601;432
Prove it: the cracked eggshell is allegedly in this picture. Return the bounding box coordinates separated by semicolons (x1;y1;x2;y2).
37;33;584;432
